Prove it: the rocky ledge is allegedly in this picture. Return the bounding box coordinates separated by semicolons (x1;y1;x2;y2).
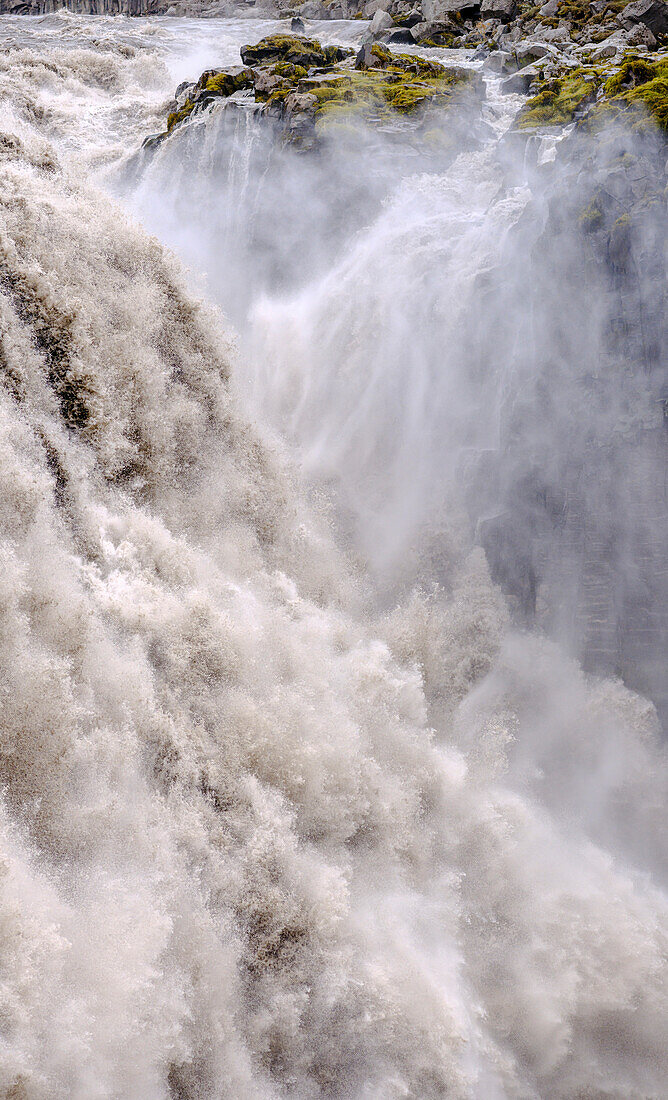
143;33;483;149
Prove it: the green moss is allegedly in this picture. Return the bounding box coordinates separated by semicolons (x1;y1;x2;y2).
605;57;658;95
629;74;668;128
301;66;472;128
369;43;392;65
369;43;449;78
273;61;308;79
599;55;668;129
202;69;253;96
516;51;668;133
579;196;604;232
555;0;628;33
517;70;598;128
386;81;442;111
421;34;458;46
167;98;195;133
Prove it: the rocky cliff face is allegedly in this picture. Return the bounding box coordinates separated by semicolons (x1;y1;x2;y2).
1;0;158;13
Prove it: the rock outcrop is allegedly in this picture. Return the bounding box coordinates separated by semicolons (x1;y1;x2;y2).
144;33;484;149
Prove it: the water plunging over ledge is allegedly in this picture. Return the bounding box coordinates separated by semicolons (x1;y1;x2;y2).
0;13;665;1099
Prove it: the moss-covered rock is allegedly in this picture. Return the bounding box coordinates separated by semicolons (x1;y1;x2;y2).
517;70;599;127
240;34;351;69
367;43;450;78
155;37;480;150
516;51;668;132
197;67;254;97
602;54;668;127
296;65;477;135
167;97;196;134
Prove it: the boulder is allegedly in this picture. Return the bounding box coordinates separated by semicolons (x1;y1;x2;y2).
483;48;513;70
388;27;415;41
627;20;658;43
253;69;287;98
410;19;429;37
422;0;479;18
369;7;394;32
536;21;573;42
175;80;196;104
284;91;318;114
195;67;253;98
291;15;306;29
481;0;516;20
501;61;542;93
392;3;423;24
299;0;327;16
240;35;350;68
539;0;558;14
363;0;391;13
619;0;668;35
411;19;459;40
355;38;375;66
514;40;551;61
589;28;629;58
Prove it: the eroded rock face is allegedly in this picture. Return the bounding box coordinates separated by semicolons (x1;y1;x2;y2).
0;0;158;10
472;126;668;722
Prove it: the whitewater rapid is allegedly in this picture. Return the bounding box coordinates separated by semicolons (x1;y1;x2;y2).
0;12;666;1099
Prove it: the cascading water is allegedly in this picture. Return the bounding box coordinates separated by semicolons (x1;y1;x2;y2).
0;12;666;1099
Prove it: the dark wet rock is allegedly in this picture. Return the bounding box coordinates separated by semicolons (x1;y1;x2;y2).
619;0;668;35
355;39;376;67
410;18;459;43
481;0;516;21
388;26;416;41
627;21;658;43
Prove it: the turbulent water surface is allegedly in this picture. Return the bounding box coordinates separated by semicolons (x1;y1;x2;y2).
0;11;667;1099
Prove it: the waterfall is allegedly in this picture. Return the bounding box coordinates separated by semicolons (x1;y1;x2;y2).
0;14;666;1099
